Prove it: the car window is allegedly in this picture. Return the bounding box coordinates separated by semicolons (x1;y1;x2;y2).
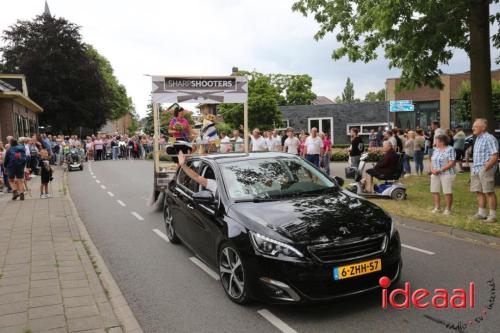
201;164;217;194
177;160;201;193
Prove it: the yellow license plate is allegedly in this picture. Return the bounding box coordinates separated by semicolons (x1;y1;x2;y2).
333;259;381;280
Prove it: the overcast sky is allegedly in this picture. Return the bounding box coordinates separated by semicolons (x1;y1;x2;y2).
2;0;499;117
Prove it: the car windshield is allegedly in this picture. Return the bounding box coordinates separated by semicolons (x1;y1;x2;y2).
220;157;337;201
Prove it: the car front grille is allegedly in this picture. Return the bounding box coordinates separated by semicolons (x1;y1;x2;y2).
308;233;387;263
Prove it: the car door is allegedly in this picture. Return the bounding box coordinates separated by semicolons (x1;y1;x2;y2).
184;163;220;264
170;160;201;246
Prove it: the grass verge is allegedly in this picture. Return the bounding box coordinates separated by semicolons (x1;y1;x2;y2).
368;173;500;238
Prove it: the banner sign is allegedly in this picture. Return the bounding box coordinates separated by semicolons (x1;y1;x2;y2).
390;100;414;112
152;76;248;104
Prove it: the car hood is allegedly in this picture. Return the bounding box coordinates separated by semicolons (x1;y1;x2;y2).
229;190;391;245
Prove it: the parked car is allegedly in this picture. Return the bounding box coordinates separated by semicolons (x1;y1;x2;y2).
164;152;402;304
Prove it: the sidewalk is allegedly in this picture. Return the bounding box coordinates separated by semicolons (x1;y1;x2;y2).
0;169;141;333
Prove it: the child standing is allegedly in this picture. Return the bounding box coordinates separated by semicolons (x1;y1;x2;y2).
40;160;52;198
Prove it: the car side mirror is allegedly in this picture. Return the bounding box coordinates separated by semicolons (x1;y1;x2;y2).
192;190;215;205
334;176;344;187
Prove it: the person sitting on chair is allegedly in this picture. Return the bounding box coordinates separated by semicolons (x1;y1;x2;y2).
363;140;399;193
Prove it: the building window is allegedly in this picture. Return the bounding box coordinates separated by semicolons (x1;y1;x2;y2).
308;117;333;142
276;119;289;130
416;101;439;129
346;123;389;136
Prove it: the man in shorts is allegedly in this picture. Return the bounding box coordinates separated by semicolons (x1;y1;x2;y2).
470;118;498;223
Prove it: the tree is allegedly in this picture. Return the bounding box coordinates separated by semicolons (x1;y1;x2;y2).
456;79;500;124
267;73;317;105
292;0;499;127
86;46;132;120
364;89;386;102
341;77;356;103
286;75;317;105
0;14;131;133
219;71;282;130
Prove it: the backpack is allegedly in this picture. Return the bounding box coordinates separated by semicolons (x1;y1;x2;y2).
10;145;26;167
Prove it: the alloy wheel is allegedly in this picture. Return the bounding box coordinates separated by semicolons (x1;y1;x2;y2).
163;205;179;243
219;246;246;301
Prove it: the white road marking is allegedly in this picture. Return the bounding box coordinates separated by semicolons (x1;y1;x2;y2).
107;191;115;197
92;176;96;179
402;244;435;255
189;257;220;281
100;185;106;190
153;229;170;243
257;309;298;333
131;211;144;221
96;180;101;184
117;200;126;207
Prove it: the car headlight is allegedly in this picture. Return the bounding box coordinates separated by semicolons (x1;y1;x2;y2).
250;232;304;258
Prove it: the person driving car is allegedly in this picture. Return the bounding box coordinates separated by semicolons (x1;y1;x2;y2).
362;140;398;193
177;151;217;193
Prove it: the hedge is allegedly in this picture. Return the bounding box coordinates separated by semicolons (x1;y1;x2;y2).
329;148;383;162
146;152;173;162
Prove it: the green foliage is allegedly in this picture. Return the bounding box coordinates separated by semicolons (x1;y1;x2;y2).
127;105;140;134
330;148;382;162
341;77;355;103
219;71;282;130
332;144;351;149
0;14;131;133
269;73;317;105
330;149;349;161
142;103;157;136
456;80;500;123
146;152;172;162
364;89;385;102
292;0;473;90
86;46;132;120
215;122;234;135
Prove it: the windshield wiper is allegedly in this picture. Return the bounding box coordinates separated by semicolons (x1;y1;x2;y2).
234;197;279;203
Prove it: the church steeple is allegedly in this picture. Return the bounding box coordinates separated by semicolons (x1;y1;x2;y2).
44;1;51;16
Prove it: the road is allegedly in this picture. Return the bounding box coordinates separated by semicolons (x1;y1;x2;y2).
68;160;500;333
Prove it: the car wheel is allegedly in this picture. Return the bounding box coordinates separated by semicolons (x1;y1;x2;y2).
163;205;180;244
391;188;406;201
218;243;250;304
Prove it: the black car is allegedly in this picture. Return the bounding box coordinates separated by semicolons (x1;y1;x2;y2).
164;152;402;304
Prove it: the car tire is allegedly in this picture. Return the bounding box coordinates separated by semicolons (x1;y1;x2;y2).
218;243;250;305
391;188;406;201
163;204;180;244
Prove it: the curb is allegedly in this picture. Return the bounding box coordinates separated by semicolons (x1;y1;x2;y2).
63;170;144;333
394;215;500;249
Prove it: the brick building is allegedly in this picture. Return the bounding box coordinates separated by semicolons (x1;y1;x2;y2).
0;74;43;141
100;113;134;134
279;102;388;144
386;69;500;130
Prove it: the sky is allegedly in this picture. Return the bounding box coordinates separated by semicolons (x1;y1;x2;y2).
1;0;499;117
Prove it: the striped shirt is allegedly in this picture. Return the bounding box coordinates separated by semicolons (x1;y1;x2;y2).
431;146;456;175
472;132;499;175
